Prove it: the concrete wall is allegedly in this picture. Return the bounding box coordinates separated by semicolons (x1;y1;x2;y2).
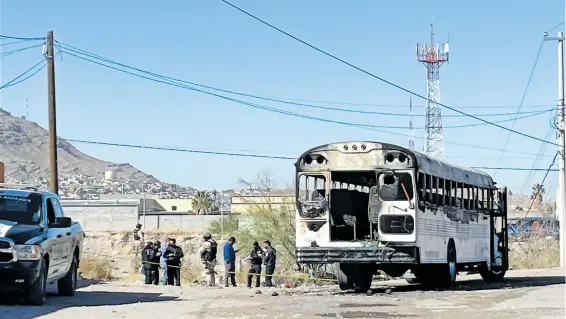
140;214;227;232
230;195;295;214
63;206;138;231
63;205;231;232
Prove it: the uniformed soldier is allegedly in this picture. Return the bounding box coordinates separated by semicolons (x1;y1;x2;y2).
132;223;145;261
198;232;218;287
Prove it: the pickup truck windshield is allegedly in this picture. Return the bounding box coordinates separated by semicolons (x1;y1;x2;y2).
0;193;42;224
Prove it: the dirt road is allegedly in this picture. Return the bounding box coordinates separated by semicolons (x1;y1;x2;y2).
0;268;563;319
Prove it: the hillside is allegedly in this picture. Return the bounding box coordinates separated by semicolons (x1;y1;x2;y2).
0;108;159;184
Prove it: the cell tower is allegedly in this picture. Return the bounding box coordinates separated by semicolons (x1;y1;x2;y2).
416;24;449;159
408;95;415;150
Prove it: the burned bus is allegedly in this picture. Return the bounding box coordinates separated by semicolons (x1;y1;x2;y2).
294;141;508;291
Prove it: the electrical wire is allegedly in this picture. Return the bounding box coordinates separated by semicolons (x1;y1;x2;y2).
0;59;46;89
493;39;545;179
523;152;558;219
219;0;560;147
55;42;553;119
546;21;565;33
0;35;46;41
65;138;558;172
58;48;555;156
0;39;34;47
57;47;551;130
0;43;44;58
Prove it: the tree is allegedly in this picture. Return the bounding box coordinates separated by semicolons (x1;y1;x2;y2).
208;170;297;271
192;191;214;215
531;184;545;205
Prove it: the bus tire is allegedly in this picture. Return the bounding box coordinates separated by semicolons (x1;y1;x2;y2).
334;263;354;291
480;247;506;283
352;265;374;292
435;241;457;288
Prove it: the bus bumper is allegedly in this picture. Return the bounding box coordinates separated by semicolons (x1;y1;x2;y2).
296;246;418;264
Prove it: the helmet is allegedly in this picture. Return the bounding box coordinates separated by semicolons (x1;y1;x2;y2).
203;232;212;240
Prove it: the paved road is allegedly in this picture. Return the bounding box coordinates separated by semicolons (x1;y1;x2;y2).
0;268;564;319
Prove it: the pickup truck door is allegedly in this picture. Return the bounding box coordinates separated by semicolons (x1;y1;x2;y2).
45;197;64;277
49;197;73;274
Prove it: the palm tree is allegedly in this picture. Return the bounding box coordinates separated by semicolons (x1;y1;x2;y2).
531;183;545;208
192;191;214;215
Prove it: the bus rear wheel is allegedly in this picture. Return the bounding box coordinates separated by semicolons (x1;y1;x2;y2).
480;247;506;283
334;263;354;291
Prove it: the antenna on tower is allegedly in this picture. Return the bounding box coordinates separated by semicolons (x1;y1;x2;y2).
409;95;415;150
416;23;449;159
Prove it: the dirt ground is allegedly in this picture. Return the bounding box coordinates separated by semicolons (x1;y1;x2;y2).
0;268;564;319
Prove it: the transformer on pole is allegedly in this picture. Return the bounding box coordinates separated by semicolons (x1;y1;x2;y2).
417;24;449;159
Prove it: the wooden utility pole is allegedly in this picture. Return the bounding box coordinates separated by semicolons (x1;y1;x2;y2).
46;30;59;194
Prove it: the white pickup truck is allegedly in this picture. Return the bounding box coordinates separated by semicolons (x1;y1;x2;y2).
0;184;85;305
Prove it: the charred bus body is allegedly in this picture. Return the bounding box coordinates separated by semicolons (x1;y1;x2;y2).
295;141;508;291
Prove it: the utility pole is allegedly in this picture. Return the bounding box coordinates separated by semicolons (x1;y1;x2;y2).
46;30;59;194
545;30;566;268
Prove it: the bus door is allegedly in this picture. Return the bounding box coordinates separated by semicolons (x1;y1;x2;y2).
490;187;509;271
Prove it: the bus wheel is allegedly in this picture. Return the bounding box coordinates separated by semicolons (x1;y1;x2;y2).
334;263;354;291
437;241;457;288
352;265;374;292
480;247;506;283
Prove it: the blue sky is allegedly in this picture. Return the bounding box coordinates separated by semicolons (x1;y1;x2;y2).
0;0;564;196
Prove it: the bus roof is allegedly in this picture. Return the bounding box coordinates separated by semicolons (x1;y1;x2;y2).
296;141;495;188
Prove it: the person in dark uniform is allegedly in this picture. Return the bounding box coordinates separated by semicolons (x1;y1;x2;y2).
164;238;184;286
141;241;156;284
247;241;263;288
262;240;276;287
151;241;162;285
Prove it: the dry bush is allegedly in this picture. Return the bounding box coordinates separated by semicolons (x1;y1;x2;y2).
509;235;560;269
79;256;115;280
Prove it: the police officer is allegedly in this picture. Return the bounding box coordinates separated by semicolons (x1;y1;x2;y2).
247;241;263;288
262;240;276;287
151;241;162;285
163;238;184;286
198;232;217;287
141;241;156;284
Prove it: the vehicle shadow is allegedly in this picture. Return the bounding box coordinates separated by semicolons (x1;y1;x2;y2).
0;281;179;319
334;275;565;295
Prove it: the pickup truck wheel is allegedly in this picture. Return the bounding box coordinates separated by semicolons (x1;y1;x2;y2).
26;258;47;306
58;256;78;296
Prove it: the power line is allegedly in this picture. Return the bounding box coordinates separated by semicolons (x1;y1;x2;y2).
546;22;565;33
57;47;554;156
0;39;36;47
0;35;45;41
0;59;46;89
0;43;44;58
523;152;559;219
219;0;560;147
66;138;558;172
55;42;554;119
476;167;558;171
58;48;550;133
494;39;546;179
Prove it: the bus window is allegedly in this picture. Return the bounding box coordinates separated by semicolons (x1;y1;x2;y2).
298;175;326;202
378;172;414;201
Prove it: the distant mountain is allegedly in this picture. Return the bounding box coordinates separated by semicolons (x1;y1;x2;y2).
0;108;159;183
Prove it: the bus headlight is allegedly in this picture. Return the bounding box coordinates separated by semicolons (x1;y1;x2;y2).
15;245;41;260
